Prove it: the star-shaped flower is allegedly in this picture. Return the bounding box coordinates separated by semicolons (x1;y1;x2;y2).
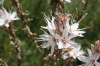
67;22;85;37
63;46;84;59
57;27;79;49
37;28;59;54
0;7;19;27
78;49;100;66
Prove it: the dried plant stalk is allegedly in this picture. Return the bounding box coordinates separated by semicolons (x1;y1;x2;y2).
8;0;42;53
3;22;22;66
0;59;8;66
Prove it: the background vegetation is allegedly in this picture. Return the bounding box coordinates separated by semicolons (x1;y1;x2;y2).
0;0;100;66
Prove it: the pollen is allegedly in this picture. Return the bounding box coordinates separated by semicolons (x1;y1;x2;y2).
69;28;72;33
49;9;51;12
40;28;43;30
33;33;37;39
91;59;95;64
78;33;80;35
52;37;56;42
43;12;46;15
86;26;90;28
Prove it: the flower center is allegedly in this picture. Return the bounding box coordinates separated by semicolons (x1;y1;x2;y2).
69;28;72;33
73;51;77;56
91;59;95;64
62;38;67;44
52;37;56;42
5;19;8;23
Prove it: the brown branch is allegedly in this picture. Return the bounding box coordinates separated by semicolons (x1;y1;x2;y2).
50;0;65;16
0;59;8;66
50;0;59;16
8;0;42;53
73;0;89;22
79;0;89;21
3;22;22;66
9;22;21;66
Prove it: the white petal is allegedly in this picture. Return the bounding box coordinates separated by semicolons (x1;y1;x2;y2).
5;24;9;27
88;64;94;66
63;52;69;59
9;12;19;21
66;21;70;30
72;31;85;37
87;49;92;56
71;23;79;31
64;43;71;48
51;17;56;29
68;41;80;48
2;7;9;16
62;27;68;38
93;53;100;60
67;34;77;40
65;0;71;3
42;43;51;48
83;63;91;66
63;55;68;59
41;26;48;29
95;61;100;66
57;41;63;49
0;19;4;26
59;24;63;32
51;43;55;55
55;34;62;41
78;56;90;62
48;28;55;36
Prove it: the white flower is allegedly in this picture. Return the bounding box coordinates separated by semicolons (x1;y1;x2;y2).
57;27;79;49
69;46;84;59
0;7;19;27
37;28;59;55
65;0;71;3
67;22;85;37
78;49;100;66
63;51;70;59
63;46;84;59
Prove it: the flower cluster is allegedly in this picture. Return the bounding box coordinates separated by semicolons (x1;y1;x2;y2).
78;40;100;66
37;12;85;59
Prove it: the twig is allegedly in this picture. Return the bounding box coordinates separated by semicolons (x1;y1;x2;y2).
79;0;89;21
50;0;59;16
3;22;22;66
0;59;8;66
8;0;42;53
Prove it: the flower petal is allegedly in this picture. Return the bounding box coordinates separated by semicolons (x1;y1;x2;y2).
78;56;90;62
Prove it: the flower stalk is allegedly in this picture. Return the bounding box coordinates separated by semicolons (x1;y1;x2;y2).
9;0;42;54
0;59;8;66
3;22;22;66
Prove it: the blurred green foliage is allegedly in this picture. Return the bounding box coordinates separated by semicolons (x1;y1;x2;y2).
0;0;100;66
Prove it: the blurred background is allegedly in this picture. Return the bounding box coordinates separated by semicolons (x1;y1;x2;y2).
0;0;100;66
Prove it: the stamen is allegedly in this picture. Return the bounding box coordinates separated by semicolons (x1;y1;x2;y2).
69;28;72;33
91;59;95;64
62;38;67;44
52;37;56;42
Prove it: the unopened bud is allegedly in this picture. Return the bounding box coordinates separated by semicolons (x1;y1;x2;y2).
33;33;37;39
86;26;90;28
53;55;56;60
43;57;47;62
